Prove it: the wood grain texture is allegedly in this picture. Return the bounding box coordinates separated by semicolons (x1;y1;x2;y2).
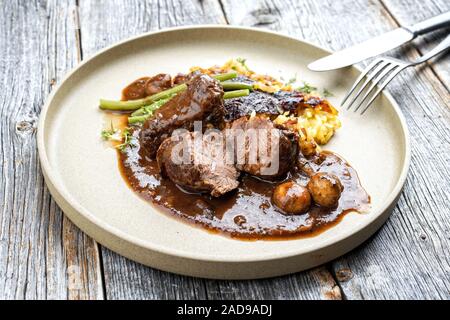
2;0;448;300
100;252;342;300
219;0;450;299
382;0;450;89
0;0;103;299
203;266;342;300
79;0;227;58
77;0;343;300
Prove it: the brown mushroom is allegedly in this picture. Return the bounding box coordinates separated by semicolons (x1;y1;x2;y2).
272;181;311;215
307;172;343;208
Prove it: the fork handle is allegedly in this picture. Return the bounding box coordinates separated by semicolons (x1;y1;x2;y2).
406;11;450;36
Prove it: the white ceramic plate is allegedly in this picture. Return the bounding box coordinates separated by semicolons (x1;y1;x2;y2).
38;26;410;279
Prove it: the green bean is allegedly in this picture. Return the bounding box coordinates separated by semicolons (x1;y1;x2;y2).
213;72;238;82
221;82;253;91
130;96;174;117
99;84;187;111
99;72;238;111
128;114;150;124
223;89;250;99
130;107;150;117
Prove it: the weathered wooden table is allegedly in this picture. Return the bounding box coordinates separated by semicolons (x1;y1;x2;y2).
1;0;449;300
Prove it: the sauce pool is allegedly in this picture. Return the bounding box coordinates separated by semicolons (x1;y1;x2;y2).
116;126;370;240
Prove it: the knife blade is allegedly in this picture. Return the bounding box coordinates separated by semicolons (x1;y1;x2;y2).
308;28;413;71
308;11;450;71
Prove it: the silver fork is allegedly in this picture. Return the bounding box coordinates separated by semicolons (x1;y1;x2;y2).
342;34;450;115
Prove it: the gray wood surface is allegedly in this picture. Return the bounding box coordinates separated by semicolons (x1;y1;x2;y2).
0;0;103;299
0;0;448;300
383;0;450;88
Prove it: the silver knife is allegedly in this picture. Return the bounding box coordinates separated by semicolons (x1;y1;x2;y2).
308;11;450;71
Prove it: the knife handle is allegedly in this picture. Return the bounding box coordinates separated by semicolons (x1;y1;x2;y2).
415;34;450;64
406;11;450;36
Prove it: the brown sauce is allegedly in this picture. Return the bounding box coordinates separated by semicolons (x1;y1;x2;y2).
117;127;370;240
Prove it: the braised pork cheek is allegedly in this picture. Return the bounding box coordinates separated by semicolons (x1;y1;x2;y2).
139;74;224;159
156;131;240;197
223;89;334;122
144;73;172;96
224;91;280;121
122;77;150;101
229;116;298;180
122;74;173;100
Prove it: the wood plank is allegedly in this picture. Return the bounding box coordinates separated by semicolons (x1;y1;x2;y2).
219;0;450;299
0;0;103;299
78;0;342;300
204;266;342;300
382;0;450;89
79;0;227;58
100;249;208;300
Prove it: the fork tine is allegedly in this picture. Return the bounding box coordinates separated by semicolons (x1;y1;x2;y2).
344;60;391;110
340;59;383;106
353;63;400;112
360;65;406;115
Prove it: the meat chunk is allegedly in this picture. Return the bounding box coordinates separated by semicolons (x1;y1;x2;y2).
272;181;311;215
229;116;298;180
307;172;343;208
223;89;334;122
157;131;240;197
173;73;190;85
172;72;197;85
122;77;149;100
144;73;172;96
274;90;335;113
273;90;305;112
140;74;225;159
122;74;173;100
224;91;280;122
155;115;298;195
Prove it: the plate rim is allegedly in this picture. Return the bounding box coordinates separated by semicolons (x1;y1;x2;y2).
37;25;411;264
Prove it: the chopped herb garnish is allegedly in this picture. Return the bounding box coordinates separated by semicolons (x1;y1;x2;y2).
286;74;297;85
116;127;135;152
322;88;334;97
297;82;317;94
101;122;119;141
236;57;248;70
